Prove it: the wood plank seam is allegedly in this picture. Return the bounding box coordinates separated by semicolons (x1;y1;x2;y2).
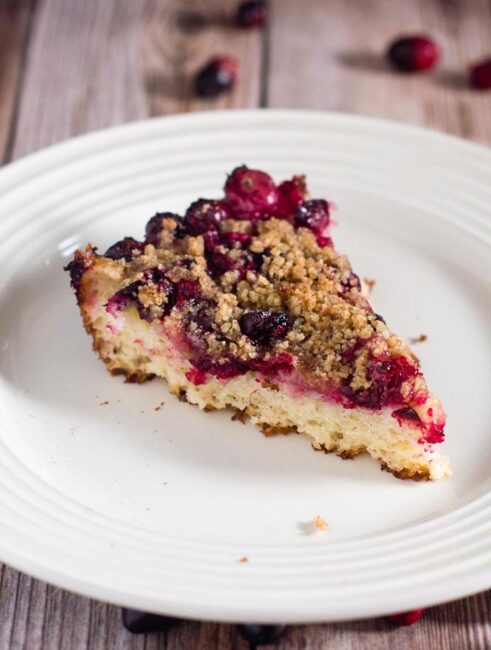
3;0;38;164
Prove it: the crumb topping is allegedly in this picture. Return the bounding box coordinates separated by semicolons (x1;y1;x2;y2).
69;166;435;421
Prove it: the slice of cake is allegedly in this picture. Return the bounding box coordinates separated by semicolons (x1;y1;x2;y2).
65;166;450;480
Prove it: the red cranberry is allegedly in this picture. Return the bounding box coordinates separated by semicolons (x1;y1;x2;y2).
105;237;144;261
387;608;425;626
107;268;176;322
183;199;230;236
194;56;238;98
220;231;252;248
237;624;286;645
470;58;491;89
294;200;330;234
340;271;361;294
145;213;182;246
387;35;439;72
206;250;254;280
341;354;420;410
64;258;86;298
122;609;177;634
248;353;294;376
240;310;289;344
176;279;201;306
224;165;279;219
392;407;422;429
237;1;267;28
276;176;305;219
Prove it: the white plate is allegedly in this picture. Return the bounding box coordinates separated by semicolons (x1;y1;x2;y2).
0;110;490;624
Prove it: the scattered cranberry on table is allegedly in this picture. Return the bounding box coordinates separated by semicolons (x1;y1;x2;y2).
237;0;267;28
237;624;286;645
387;35;440;72
194;56;238;98
470;58;491;89
387;608;426;626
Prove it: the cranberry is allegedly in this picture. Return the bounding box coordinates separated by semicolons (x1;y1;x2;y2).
392;406;421;426
237;1;267;28
294;199;330;234
224;165;279;219
340;271;361;294
276;176;305;219
64;258;85;296
341;354;420;410
122;609;176;634
206;250;254;280
240;310;289;344
105;237;144;261
145;212;182;246
470;58;491;90
194;56;238;98
183;199;230;236
248;353;294;376
176;279;201;306
202;229;221;251
220;231;252;248
237;624;286;645
192;355;247;380
387;608;425;626
424;420;445;444
387;35;439;72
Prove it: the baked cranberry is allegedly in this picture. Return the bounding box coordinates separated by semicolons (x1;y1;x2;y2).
220;231;252;248
387;35;439;72
202;229;221;251
340;271;361;294
294;199;330;234
341;355;420;410
237;0;267;28
387;608;425;626
122;609;177;634
224;166;279;219
183;199;230;236
206;250;255;280
276;176;305;219
248;353;294;376
470;58;491;89
145;212;182;246
105;237;144;261
107;268;176;322
237;624;286;645
240;310;289;344
194;56;238;98
392;406;422;429
64;258;85;296
176;279;201;306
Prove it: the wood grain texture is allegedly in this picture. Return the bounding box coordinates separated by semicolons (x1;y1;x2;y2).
11;0;263;158
0;0;35;161
268;0;491;144
1;0;491;648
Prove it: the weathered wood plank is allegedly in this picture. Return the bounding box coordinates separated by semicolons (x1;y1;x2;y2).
11;0;262;159
1;0;491;648
0;0;35;161
268;0;491;144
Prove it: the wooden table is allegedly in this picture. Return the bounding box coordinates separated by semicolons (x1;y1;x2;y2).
1;1;490;648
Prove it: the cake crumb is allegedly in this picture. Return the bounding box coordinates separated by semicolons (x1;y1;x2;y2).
364;278;376;292
238;556;249;563
231;409;247;424
154;401;165;411
410;334;428;344
99;401;109;406
314;515;328;532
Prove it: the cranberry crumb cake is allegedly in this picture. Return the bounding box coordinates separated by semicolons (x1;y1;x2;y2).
65;166;450;480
